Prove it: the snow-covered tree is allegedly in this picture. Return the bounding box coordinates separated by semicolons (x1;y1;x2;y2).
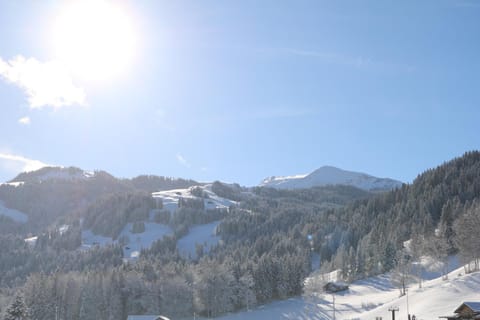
22;274;56;320
391;249;413;296
454;202;480;272
4;295;29;320
238;274;256;311
160;275;194;318
383;241;397;272
194;260;235;317
424;234;450;280
409;235;425;288
302;270;328;319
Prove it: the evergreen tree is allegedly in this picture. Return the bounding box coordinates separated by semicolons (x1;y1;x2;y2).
391;249;412;296
4;295;29;320
383;241;397;272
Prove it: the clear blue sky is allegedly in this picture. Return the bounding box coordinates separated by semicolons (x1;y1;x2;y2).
0;0;479;186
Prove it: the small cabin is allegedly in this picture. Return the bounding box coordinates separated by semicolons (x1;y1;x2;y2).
323;281;349;293
440;302;480;320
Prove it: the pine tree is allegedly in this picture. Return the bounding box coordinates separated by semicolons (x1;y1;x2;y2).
4;295;30;320
383;241;396;272
22;274;56;320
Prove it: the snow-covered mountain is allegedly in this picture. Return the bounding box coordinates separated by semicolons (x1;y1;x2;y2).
9;166;94;183
260;166;403;191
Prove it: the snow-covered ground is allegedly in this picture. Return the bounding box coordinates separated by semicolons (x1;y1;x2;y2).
152;184;236;213
81;230;114;247
0;181;24;187
185;256;474;320
82;222;173;259
177;221;221;259
24;236;38;246
0;200;28;222
119;222;173;258
357;269;480;320
82;220;220;260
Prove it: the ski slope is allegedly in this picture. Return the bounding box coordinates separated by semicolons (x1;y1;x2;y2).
152;184;236;213
82;222;173;259
83;220;221;260
177;221;221;259
0;200;28;222
81;184;236;259
188;257;477;320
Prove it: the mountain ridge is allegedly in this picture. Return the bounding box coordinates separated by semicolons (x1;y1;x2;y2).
260;165;403;191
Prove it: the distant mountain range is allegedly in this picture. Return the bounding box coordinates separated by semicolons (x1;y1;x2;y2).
260;166;403;191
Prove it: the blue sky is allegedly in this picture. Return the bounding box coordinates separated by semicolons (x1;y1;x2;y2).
0;0;479;186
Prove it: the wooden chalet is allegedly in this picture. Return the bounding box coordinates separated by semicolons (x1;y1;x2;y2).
440;302;480;320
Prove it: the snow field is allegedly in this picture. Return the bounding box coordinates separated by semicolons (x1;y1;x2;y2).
0;200;28;222
188;257;474;320
82;222;173;259
152;184;236;213
177;221;221;259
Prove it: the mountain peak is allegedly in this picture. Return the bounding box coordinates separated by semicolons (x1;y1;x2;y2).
10;166;94;183
310;165;346;174
260;166;402;191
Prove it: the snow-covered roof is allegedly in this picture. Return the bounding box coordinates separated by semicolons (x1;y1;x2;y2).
455;302;480;314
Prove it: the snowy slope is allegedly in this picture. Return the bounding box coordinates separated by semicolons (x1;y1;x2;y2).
207;270;480;320
0;200;28;222
35;168;93;181
82;222;173;259
186;257;476;320
119;222;173;259
260;166;402;191
357;270;480;320
0;181;24;187
152;184;237;213
82;220;221;260
9;166;94;183
177;221;221;259
81;184;235;260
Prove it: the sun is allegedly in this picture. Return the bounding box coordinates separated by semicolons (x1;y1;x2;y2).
52;0;137;83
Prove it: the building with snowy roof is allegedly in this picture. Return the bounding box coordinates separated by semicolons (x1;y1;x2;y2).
440;302;480;320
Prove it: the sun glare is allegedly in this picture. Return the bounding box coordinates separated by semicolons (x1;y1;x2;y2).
52;0;137;83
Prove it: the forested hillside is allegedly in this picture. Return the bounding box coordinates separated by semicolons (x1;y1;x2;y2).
317;151;480;279
1;152;480;320
0;167;198;232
